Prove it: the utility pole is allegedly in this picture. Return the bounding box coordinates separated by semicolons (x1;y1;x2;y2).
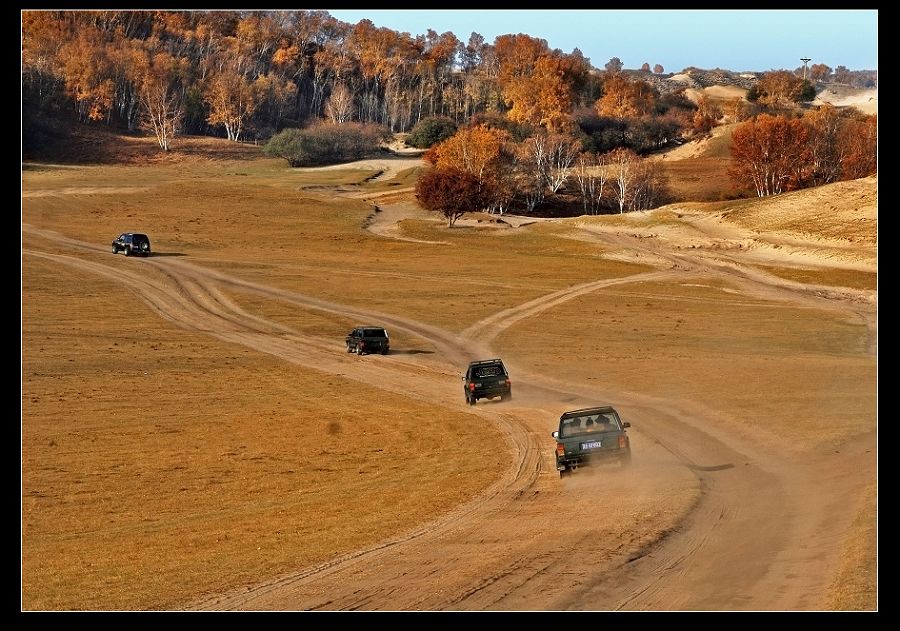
800;58;811;80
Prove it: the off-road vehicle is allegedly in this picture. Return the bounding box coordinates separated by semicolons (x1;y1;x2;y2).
463;358;511;405
345;327;390;355
111;233;151;257
552;406;631;476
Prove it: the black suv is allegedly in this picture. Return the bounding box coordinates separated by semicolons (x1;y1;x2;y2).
346;327;390;355
463;358;511;405
552;406;631;476
112;233;151;257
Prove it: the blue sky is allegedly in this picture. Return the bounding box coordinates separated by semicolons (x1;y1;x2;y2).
326;10;878;73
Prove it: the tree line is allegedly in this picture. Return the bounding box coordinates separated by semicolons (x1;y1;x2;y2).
23;10;601;146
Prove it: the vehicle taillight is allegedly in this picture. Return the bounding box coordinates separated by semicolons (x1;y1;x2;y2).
618;435;628;449
469;383;475;391
556;443;565;457
505;379;511;386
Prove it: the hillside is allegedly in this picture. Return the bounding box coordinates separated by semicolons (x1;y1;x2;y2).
813;85;878;115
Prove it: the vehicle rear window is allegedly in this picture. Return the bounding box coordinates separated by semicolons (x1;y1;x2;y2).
560;413;621;437
363;329;387;337
474;365;504;378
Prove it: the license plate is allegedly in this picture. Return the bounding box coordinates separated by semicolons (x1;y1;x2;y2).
581;441;602;450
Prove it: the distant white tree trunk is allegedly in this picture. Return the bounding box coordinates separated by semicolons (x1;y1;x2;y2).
324;83;354;124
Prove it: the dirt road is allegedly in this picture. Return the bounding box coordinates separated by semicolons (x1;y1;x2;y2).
22;220;875;610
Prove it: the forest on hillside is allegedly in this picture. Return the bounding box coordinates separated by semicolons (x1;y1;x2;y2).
22;10;877;214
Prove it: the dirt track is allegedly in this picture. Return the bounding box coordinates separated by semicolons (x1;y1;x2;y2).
22;213;875;609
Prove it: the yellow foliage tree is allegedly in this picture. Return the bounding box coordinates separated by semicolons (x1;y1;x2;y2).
596;75;657;119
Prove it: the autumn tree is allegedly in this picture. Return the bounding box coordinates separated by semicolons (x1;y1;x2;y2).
130;50;186;151
604;57;623;73
205;69;257;141
253;72;299;131
810;63;832;82
630;159;670;210
494;34;588;132
482;154;517;216
596;75;658;119
415;167;486;227
58;30;115;122
545;133;581;192
429;124;509;180
729;114;810;197
692;94;722;135
839;114;877;180
604;148;669;212
723;96;753;123
572;152;608;215
607;147;640;213
805;104;846;185
324;83;354;124
833;65;851;84
750;70;815;107
653;64;664;75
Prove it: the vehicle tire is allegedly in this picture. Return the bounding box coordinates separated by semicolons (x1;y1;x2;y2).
559;467;569;478
112;246;118;254
346;343;353;353
356;345;364;355
501;392;511;402
124;246;131;257
381;348;388;355
467;394;475;406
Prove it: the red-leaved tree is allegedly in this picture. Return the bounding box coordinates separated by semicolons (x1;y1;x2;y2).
729;114;810;197
415;167;487;227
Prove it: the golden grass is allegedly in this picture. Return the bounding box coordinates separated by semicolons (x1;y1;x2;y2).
22;256;506;610
752;264;877;291
663;157;734;202
22;143;876;609
494;278;875;449
828;484;877;610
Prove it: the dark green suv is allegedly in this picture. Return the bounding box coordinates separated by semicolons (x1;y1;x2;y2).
463;358;511;405
111;232;151;257
345;326;390;355
552;406;631;476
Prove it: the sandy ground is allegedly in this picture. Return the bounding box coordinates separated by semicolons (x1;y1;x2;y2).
22;152;876;610
653;123;736;161
814;87;878;115
684;85;747;104
298;156;423;181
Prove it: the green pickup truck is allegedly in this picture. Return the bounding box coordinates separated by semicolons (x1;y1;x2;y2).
552;406;631;477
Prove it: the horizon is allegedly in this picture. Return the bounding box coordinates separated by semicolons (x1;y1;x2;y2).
326;9;878;73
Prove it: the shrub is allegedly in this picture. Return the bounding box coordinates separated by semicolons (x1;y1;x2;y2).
264;121;388;167
406;116;457;149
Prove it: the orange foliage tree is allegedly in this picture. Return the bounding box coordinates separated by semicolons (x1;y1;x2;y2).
805;104;845;185
494;34;588;132
839;114;877;180
428;124;510;180
729;114;810;197
58;30;115;122
596;75;658;119
129;50;187;151
204;69;257;141
810;63;832;82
